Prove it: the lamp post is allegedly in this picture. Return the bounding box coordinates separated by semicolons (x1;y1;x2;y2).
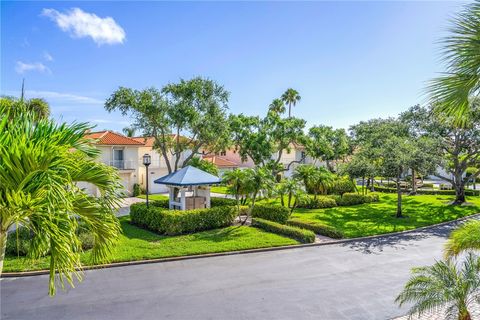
143;153;151;207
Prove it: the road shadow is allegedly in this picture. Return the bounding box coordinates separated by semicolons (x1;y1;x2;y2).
341;217;477;255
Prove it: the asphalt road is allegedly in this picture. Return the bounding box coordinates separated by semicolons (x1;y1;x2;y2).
0;220;467;320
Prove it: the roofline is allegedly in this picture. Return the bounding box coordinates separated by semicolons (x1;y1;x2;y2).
153;181;222;186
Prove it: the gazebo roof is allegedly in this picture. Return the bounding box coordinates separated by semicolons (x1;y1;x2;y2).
154;166;222;186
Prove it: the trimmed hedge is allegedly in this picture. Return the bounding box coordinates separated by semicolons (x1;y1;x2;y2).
420;183;434;188
373;185;480;196
130;203;237;235
151;197;237;209
252;218;315;243
297;196;337;209
328;178;356;195
334;193;379;206
287;219;343;239
251;204;290;224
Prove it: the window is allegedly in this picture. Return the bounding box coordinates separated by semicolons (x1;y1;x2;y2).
113;149;124;169
220;151;226;156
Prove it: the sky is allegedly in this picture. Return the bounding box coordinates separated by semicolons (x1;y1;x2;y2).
0;1;468;133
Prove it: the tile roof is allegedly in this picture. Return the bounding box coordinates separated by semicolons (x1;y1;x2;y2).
85;131;144;146
132;136;155;147
202;155;239;168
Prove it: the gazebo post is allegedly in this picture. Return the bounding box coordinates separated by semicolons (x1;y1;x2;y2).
168;186;174;209
205;186;211;208
180;188;186;210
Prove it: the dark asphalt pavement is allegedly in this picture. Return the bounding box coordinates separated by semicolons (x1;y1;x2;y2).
0;220;467;320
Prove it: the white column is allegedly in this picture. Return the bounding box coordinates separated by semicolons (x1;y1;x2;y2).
168;186;174;209
180;188;186;210
205;186;211;208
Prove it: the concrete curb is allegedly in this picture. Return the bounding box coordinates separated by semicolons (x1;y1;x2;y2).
3;213;479;278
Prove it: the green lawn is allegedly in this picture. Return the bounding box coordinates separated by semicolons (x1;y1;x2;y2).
210;186;229;194
284;193;480;238
137;194;168;200
3;216;298;272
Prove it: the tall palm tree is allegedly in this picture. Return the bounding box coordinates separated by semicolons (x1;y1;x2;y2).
268;99;286;115
427;0;480;123
0;103;122;295
0;96;50;121
122;126;136;137
396;253;480;320
281;88;301;117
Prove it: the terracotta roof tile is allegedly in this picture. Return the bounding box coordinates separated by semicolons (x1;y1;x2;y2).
202;155;238;168
85;131;144;146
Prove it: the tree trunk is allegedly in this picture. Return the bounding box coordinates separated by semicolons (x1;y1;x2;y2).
362;177;365;195
288;192;292;209
370;177;375;192
410;168;417;195
0;229;6;276
396;176;403;218
454;172;466;205
459;308;472;320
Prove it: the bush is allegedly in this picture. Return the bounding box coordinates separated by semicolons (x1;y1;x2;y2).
151;199;170;208
130;203;237;235
374;185;480;196
6;227;31;256
210;197;237;207
78;232;95;250
420;183;434;188
251;205;290;224
336;192;379;206
132;183;142;197
252;218;315;243
297;196;337;209
328;177;356;195
286;219;343;239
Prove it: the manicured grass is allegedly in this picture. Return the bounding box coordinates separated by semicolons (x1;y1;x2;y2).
3;216;298;272
137;194;168;200
285;193;480;238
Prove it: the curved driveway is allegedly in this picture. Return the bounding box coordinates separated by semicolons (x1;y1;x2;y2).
0;219;472;320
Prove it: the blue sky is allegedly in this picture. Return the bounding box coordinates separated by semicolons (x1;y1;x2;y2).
1;1;466;132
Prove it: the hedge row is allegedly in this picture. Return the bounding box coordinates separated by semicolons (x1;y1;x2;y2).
297;193;379;209
373;185;480;196
130;203;237;235
151;197;237;209
286;219;343;239
251;204;290;224
252;218;315;243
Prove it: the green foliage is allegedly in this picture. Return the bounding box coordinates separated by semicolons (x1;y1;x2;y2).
6;227;32;256
296;196;337;209
252;218;315;243
374;185;480;196
328;177;356;195
0;96;50;121
293;165;334;195
130;203;237;235
251;205;290;224
187;157;219;176
281;88;301;117
287;219;343;239
336;193;378;206
396;253;480;320
105;77;231;173
132;183;142;197
445;220;480;258
305;125;350;169
420;183;434;188
0;104;122;295
210;197;237;207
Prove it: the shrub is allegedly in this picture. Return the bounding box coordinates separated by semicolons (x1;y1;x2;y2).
132;183;142;197
286;219;343;239
252;218;315;243
328;177;356;195
6;227;31;256
78;232;95;250
210;197;237;207
130;203;237;235
336;193;377;206
297;196;337;209
251;205;290;224
420;183;434;188
373;185;480;196
151;199;170;208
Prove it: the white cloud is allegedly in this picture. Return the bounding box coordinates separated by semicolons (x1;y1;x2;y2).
15;61;51;74
23;90;104;104
43;51;54;61
41;8;126;45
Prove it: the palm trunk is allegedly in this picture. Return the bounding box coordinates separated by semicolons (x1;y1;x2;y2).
0;228;7;276
459;306;472;320
396;175;402;218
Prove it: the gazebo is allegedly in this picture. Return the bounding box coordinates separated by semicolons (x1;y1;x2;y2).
154;166;222;210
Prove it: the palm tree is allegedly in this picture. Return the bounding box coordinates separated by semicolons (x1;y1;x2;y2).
268;99;286;115
223;169;248;215
0;102;122;295
281;88;301;117
445;221;480;258
1;96;50;121
280;178;304;214
396;253;480;320
122;126;136;137
427;0;480;123
293;164;317;196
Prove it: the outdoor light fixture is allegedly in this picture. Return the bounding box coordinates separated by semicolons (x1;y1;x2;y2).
143;154;151;207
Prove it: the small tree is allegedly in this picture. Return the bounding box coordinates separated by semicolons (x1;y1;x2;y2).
222;169;248;222
342;153;376;195
187;157;219;176
396;253;480;320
